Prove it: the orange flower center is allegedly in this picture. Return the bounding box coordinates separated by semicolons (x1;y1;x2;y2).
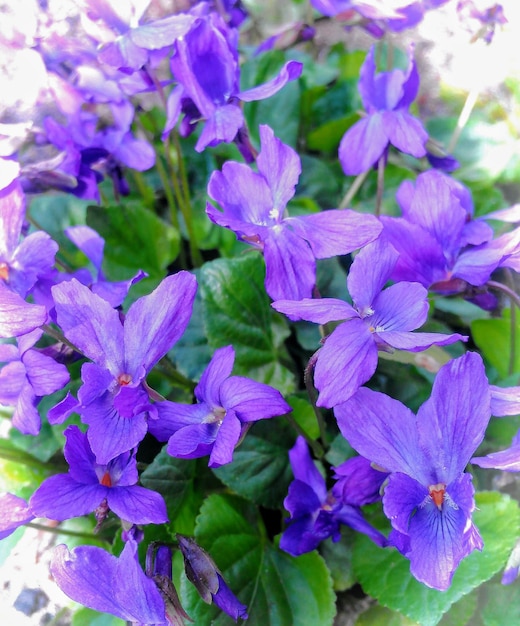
429;483;446;510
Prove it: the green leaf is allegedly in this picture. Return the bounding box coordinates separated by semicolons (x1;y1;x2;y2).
72;607;124;626
287;395;320;440
353;492;520;626
181;494;336;626
319;532;356;592
471;310;520;378
170;283;213;382
241;50;301;147
356;604;419;626
199;255;295;394
481;582;520;625
140;449;208;534
86;204;180;282
213;419;295;508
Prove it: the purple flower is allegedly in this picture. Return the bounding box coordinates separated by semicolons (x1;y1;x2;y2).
0;180;58;298
50;539;168;624
470;385;520;472
335;352;491;590
0;329;69;435
0;493;34;540
339;45;428;175
164;14;302;154
30;425;167;525
207;124;382;301
177;534;248;622
381;170;514;308
50;272;197;463
0;284;47;339
280;437;387;556
84;0;196;73
149;345;291;468
273;238;466;407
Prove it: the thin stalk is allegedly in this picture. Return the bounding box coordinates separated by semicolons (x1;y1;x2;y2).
26;522;110;543
0;448;49;470
163;140;203;267
487;280;520;311
505;270;518;377
42;324;79;353
304;351;329;448
158;355;196;392
375;155;385;217
339;169;369;209
447;87;479;154
487;279;520;376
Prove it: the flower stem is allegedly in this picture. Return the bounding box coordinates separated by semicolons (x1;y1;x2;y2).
339;169;369;209
447;86;479;154
375;155;385;217
26;522;110;543
487;279;520;376
304;350;329;449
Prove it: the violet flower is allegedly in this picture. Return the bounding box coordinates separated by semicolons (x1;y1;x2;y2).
273;237;466;408
207;124;382;301
0;493;34;540
0;180;58;298
30;425;167;525
339;45;428;175
381;170;515;309
280;437;387;556
50;539;168;625
0;285;47;338
50;272;197;463
177;534;248;622
335;352;491;591
149;345;291;468
470;385;520;472
164;13;302;155
0;329;69;435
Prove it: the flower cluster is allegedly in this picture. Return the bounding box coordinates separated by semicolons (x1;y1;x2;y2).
1;1;520;624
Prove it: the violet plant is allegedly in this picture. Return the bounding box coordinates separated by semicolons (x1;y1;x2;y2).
0;1;519;625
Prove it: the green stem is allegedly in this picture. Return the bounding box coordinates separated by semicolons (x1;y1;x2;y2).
375;155;385;217
26;522;110;543
158;355;196;392
0;447;49;470
163;139;203;268
487;279;520;377
339;169;369;209
304;351;329;448
447;87;479;154
42;324;80;353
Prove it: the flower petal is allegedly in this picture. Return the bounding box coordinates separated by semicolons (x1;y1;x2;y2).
124;271;197;376
208;410;242;468
220;376;290;421
339;113;389;176
263;226;316;301
417;352;491;484
108;486;168;524
52;279;124;372
196;345;235;406
315;318;378;407
256;125;300;213
285;209;382;259
30;475;105;521
371;282;428;331
272;298;357;324
238;60;302;102
335;387;423;477
50;541;166;623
